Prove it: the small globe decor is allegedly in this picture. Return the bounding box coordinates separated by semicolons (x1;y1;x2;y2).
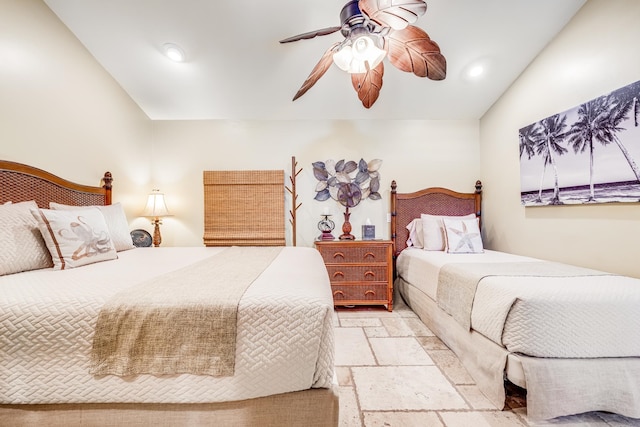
313;158;382;240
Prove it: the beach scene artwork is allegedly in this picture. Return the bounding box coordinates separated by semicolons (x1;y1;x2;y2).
519;79;640;206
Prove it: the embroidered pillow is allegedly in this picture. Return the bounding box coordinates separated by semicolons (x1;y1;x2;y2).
442;217;484;254
420;213;477;251
405;218;424;248
0;201;53;276
50;202;135;252
31;207;117;270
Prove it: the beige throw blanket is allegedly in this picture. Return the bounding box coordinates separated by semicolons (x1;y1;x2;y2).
436;261;609;331
90;246;282;377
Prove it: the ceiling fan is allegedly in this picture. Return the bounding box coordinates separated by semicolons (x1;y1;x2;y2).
279;0;446;109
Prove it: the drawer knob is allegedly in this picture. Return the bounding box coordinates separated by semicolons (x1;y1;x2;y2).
365;290;376;296
333;252;345;260
364;271;375;278
333;290;345;297
333;271;345;278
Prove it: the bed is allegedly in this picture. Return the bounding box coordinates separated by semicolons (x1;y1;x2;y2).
0;160;338;426
390;179;640;421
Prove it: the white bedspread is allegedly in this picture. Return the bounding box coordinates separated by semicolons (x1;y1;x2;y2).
0;246;335;404
396;248;640;358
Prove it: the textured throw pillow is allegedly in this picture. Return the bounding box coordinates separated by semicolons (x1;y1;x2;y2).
31;207;117;270
405;218;424;248
50;202;135;252
421;213;477;251
0;201;53;276
442;217;484;254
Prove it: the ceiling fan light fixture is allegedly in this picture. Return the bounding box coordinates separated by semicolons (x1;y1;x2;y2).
162;43;185;62
332;35;386;74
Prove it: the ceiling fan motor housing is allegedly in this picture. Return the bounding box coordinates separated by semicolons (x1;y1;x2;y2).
340;0;366;36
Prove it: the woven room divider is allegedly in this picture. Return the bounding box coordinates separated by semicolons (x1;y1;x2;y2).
203;170;286;246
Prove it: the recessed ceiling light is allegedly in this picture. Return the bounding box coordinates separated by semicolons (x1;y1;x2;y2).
163;43;185;62
468;65;484;77
463;58;490;81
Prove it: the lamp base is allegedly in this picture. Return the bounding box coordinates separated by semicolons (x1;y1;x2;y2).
320;231;335;241
151;218;162;247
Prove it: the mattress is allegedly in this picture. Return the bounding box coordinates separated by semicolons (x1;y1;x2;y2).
395;248;640;358
0;246;335;404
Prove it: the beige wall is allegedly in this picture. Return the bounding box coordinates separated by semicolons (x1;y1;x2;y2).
480;0;640;277
0;0;152;220
151;119;480;247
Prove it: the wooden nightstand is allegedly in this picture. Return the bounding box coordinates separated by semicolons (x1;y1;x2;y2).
315;240;393;311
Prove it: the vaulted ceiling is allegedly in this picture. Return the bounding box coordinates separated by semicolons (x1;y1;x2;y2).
44;0;586;120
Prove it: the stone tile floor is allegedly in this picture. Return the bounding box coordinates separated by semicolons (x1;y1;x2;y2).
334;296;640;426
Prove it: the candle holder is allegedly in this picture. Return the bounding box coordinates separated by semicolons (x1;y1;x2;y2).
317;214;335;241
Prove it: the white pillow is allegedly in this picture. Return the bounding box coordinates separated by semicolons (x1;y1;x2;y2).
0;201;53;276
405;218;424;248
420;213;477;251
50;202;135;252
31;207;117;270
442;217;484;254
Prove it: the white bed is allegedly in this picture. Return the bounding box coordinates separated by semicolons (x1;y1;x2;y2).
0;160;338;426
390;180;640;421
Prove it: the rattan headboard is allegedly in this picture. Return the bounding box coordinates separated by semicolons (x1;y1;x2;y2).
0;160;112;208
203;170;285;247
390;180;482;258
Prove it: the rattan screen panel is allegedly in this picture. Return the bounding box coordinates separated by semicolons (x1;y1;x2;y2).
203;170;285;247
0;161;111;208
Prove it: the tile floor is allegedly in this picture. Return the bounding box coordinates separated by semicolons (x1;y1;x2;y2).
334;295;640;427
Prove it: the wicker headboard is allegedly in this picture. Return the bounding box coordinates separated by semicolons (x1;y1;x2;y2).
0;160;112;208
390;180;482;258
203;170;285;247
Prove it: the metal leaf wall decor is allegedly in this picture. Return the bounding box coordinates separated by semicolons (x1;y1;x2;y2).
313;158;382;208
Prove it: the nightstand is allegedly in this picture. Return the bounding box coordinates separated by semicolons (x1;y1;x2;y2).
315;240;393;311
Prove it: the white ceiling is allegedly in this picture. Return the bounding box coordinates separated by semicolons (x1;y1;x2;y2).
44;0;586;121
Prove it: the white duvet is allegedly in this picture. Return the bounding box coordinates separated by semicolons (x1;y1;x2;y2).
396;248;640;358
0;246;335;404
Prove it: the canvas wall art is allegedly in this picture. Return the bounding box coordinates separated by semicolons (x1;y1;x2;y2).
519;79;640;206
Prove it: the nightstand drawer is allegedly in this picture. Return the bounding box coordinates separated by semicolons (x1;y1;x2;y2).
331;284;388;302
326;265;388;282
317;245;388;264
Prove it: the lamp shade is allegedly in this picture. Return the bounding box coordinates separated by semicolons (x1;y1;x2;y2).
141;189;171;218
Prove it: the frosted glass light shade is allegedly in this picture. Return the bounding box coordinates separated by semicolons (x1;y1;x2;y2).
333;35;386;74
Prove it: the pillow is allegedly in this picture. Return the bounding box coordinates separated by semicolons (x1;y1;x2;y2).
50;202;135;252
420;213;477;251
442;217;484;254
405;218;424;248
0;201;53;276
31;207;117;270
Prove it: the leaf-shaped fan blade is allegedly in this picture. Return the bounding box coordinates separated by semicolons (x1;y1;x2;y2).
279;26;342;43
351;62;384;109
359;0;427;31
292;43;341;102
386;25;446;80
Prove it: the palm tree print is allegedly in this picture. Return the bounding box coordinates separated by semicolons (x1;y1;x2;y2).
566;96;612;201
520;79;640;205
519;123;542;160
535;114;568;204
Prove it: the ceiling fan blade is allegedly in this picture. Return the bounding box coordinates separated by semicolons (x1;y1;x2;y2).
359;0;427;31
292;43;341;102
386;25;446;80
279;26;342;43
351;62;384;109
